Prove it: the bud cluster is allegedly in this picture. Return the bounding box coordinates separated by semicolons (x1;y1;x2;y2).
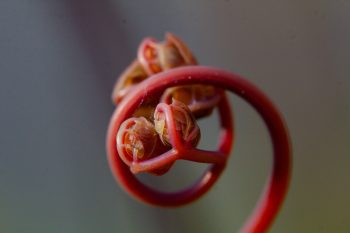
114;33;222;175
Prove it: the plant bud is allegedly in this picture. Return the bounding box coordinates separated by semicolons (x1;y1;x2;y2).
112;33;197;105
138;33;197;75
161;84;222;118
117;117;158;162
154;100;201;147
112;60;148;104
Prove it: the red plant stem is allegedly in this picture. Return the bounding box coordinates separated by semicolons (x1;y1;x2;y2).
106;65;291;233
107;92;233;205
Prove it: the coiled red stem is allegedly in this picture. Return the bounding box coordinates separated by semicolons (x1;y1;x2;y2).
106;66;291;233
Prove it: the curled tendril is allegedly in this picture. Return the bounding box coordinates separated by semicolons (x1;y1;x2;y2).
108;33;291;233
154;99;201;147
114;33;203;177
113;33;231;176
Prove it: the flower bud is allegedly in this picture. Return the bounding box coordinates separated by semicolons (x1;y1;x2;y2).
161;84;222;118
117;117;175;176
112;60;148;104
138;33;197;75
117;117;158;162
154;100;201;147
112;33;197;105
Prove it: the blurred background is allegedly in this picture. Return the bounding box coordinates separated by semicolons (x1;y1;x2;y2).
0;0;349;232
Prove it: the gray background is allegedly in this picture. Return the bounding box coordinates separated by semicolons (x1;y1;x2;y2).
0;0;349;232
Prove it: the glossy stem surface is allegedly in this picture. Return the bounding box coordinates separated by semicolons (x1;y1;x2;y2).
107;90;233;206
107;66;291;233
